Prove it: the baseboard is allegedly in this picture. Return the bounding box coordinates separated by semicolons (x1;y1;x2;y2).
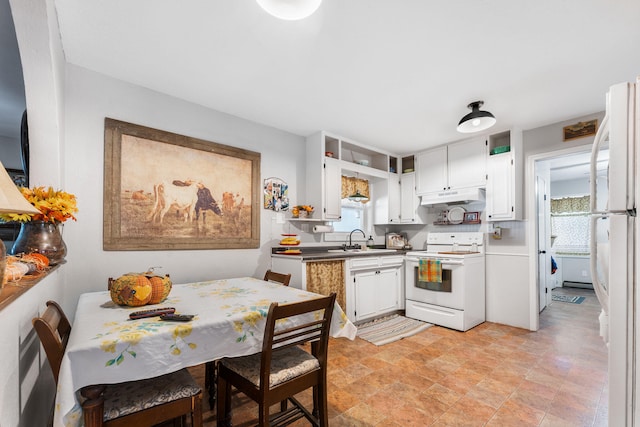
563;281;593;289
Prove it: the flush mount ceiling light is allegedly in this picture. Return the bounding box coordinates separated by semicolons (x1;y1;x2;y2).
457;101;496;133
256;0;322;20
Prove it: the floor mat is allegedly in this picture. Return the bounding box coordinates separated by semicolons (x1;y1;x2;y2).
356;314;432;346
552;294;586;304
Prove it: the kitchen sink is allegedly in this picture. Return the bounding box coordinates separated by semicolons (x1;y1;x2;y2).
326;248;397;254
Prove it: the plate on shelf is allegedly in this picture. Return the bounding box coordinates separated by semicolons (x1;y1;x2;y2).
447;206;466;224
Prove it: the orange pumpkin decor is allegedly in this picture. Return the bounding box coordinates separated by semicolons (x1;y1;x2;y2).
146;272;172;304
109;274;153;306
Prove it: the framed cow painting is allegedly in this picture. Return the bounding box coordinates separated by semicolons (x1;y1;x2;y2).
103;118;261;250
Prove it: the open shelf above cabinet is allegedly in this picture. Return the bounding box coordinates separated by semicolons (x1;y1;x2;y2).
315;131;398;176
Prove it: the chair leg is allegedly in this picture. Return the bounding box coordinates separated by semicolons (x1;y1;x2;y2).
193;392;203;427
316;380;329;427
206;361;218;409
216;375;232;427
258;403;269;427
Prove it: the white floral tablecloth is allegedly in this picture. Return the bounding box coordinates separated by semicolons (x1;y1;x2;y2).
54;276;357;427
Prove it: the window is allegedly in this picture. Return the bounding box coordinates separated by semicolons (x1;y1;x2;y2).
333;199;364;232
325;199;367;242
550;196;590;255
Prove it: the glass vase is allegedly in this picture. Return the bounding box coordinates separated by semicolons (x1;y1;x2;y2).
10;220;67;265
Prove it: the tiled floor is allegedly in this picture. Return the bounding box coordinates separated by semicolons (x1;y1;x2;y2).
188;286;608;426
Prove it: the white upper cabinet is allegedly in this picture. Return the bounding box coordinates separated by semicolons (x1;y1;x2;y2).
399;172;424;223
416;147;447;194
305;132;342;220
416;137;486;195
447;138;487;189
485;129;523;221
374;155;424;224
323;157;342;220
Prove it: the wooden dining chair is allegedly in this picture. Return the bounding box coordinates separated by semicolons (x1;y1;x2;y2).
205;269;292;408
217;293;336;427
263;269;292;286
32;300;203;427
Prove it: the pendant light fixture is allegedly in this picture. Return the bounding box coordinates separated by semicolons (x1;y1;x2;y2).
348;189;369;202
256;0;322;20
457;101;496;133
346;173;369;202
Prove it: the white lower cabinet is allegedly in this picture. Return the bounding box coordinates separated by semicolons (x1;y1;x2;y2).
273;254;404;323
346;256;404;323
354;268;400;322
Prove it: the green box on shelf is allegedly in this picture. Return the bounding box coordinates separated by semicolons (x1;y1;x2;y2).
490;145;510;155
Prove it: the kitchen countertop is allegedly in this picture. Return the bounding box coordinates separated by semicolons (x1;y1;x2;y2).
271;246;407;261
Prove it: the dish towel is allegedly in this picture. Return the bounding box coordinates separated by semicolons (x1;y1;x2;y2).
419;259;442;283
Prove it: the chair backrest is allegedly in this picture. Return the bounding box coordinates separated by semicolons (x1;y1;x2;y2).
259;293;336;390
263;269;292;287
32;300;72;385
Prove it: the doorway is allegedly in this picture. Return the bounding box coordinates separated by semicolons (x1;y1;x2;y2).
528;144;593;329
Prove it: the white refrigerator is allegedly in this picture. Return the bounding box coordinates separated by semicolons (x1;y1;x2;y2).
589;78;638;426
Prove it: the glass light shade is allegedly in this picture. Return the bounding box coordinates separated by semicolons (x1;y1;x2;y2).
256;0;322;20
0;161;39;288
457;101;496;133
0;161;39;215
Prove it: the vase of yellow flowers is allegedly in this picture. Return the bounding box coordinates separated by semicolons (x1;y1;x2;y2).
1;187;78;265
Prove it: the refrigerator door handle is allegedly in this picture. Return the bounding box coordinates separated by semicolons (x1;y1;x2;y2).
590;113;609;215
589;214;609;314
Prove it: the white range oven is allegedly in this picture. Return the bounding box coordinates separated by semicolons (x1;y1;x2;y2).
405;232;485;331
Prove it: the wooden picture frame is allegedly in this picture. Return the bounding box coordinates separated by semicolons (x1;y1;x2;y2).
463;211;480;224
103;118;261;250
563;119;598;141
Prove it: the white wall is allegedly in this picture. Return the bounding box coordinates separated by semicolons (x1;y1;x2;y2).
1;0;66;426
551;177;590;197
62;64;306;314
3;1;306;424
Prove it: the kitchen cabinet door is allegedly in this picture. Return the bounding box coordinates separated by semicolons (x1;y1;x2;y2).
323;157;342;220
486;152;514;220
388;175;401;223
353;267;401;322
416;147;447;194
354;270;379;321
447;137;487;190
400;172;422;223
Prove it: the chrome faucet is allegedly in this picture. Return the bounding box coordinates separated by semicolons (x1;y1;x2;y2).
347;228;366;249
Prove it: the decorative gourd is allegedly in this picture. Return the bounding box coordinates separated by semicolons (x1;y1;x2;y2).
146;273;172;304
109;274;153;306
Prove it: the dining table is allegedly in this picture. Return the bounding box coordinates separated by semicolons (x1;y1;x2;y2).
54;276;357;427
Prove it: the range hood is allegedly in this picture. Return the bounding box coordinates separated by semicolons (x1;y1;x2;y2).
420;187;485;206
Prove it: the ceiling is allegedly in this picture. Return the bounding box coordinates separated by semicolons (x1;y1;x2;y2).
5;1;640;157
548;150;608;183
